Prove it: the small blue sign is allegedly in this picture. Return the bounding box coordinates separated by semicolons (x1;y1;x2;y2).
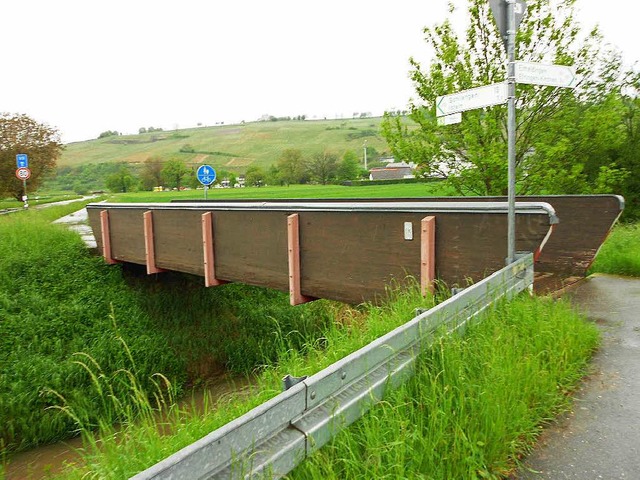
16;154;28;168
196;165;216;186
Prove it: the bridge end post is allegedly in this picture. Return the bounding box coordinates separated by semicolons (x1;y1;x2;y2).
421;216;436;296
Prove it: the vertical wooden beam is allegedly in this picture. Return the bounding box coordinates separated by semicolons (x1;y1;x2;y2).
143;211;165;274
202;212;227;287
287;213;314;306
100;209;119;265
421;216;436;296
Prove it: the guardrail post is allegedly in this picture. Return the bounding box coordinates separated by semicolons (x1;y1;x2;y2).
421;216;436;296
202;212;227;287
287;213;315;306
143;211;166;274
100;210;120;265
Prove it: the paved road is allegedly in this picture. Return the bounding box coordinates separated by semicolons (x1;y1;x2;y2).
518;274;640;479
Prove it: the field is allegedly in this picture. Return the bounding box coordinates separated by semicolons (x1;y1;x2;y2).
112;181;456;203
60;118;392;172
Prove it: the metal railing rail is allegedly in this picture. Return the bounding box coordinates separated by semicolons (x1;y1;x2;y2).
132;253;534;480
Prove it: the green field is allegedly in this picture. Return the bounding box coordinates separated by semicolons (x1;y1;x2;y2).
111;181;456;203
60;118;391;172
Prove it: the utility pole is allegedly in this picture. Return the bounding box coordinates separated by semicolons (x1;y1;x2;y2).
363;140;368;171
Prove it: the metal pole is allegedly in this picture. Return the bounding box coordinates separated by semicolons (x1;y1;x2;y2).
506;0;517;264
23;179;28;208
363;140;368;170
204;185;208;200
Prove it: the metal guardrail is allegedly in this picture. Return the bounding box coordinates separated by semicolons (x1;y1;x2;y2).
132;253;534;480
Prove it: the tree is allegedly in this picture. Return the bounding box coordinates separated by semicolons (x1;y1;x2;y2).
276;149;308;185
245;165;266;186
162;159;189;189
337;150;364;181
140;156;164;190
98;130;120;139
308;150;338;185
105;164;136;193
380;0;629;196
0;113;63;200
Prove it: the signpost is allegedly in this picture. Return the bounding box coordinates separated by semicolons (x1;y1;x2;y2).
436;82;508;117
16;154;28;169
196;165;216;200
15;167;31;180
515;61;577;88
16;154;29;208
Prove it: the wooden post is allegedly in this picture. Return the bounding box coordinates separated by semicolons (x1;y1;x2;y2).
202;212;227;287
421;216;436;296
143;211;165;274
100;210;119;265
287;213;314;306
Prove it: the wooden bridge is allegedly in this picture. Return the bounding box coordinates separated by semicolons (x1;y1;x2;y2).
86;195;623;305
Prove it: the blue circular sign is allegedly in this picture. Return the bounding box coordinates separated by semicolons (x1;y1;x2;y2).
196;165;216;186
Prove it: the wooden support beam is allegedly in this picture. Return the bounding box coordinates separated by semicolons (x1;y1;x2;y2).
287;213;315;306
202;212;227;287
100;210;119;265
421;216;436;296
143;211;166;274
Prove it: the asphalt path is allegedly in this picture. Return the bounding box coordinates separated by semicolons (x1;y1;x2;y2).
518;274;640;479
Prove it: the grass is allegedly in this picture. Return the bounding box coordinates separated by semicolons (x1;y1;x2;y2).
109;181;456;203
0;193;84;210
46;287;599;479
588;222;640;277
0;205;334;456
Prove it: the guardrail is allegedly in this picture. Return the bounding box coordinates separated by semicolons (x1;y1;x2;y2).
132;253;534;480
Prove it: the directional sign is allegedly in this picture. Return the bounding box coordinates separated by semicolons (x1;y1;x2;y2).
489;0;527;51
437;112;462;126
515;61;577;88
436;82;508;117
16;167;31;180
16;154;28;168
196;165;216;186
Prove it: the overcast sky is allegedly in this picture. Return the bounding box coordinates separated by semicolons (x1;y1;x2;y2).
1;0;637;144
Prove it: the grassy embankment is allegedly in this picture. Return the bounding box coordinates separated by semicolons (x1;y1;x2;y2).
51;289;599;479
589;222;640;277
0;201;334;460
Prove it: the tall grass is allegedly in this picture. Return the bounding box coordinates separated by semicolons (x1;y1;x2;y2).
0;207;332;456
291;295;599;479
52;288;598;479
589;222;640;277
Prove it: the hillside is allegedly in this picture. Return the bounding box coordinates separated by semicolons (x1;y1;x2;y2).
60;117;392;174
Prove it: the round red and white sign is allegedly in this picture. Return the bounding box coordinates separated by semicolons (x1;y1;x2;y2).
16;167;31;180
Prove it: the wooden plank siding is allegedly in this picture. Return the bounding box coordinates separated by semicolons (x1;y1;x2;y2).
87;201;557;304
173;195;623;292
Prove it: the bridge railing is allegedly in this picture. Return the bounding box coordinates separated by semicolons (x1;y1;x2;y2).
131;253;534;480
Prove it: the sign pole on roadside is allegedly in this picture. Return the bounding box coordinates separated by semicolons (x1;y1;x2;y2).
16;154;30;208
506;0;517;264
196;165;216;200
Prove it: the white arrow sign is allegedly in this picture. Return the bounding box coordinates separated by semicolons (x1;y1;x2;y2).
515;61;577;88
436;82;508;117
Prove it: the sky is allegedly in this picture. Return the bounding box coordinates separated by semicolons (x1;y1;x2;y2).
1;0;638;144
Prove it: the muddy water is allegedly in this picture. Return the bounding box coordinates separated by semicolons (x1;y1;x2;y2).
4;374;255;479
